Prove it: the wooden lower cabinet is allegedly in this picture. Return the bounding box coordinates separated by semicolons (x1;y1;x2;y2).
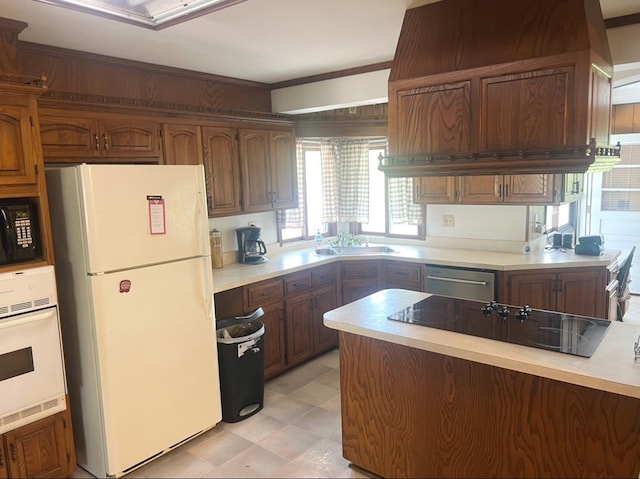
341;260;381;304
242;266;338;380
284;291;315;367
0;409;75;479
339;332;640;478
284;266;339;369
382;260;423;291
502;267;607;319
261;302;287;379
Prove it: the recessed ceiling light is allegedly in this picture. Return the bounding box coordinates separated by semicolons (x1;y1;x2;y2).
33;0;247;30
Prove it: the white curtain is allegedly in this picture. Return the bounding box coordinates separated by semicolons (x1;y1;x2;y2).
321;138;370;223
276;140;305;228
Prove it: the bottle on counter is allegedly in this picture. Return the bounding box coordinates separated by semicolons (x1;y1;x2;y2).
210;229;223;269
314;230;323;249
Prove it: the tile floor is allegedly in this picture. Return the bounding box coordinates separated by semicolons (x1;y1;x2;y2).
70;294;640;479
70;348;373;479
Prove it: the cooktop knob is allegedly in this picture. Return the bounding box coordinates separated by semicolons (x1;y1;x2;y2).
498;306;510;320
481;301;498;316
515;306;532;323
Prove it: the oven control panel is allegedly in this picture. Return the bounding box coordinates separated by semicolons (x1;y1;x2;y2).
0;265;57;319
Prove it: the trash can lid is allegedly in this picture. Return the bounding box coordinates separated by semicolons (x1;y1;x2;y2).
217;320;263;340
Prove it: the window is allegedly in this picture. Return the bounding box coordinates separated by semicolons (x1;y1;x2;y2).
279;139;424;243
601;144;640;211
359;147;422;237
545;202;577;232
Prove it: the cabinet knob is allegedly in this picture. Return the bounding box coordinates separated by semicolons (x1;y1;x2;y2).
94;134;100;150
103;133;109;150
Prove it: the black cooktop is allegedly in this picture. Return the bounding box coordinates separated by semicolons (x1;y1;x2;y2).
387;296;611;358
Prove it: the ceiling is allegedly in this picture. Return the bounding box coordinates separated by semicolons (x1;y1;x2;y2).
2;0;640;102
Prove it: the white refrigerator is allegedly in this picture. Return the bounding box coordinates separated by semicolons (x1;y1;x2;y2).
45;164;222;478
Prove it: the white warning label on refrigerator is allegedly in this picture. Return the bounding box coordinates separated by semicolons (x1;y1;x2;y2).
147;196;166;235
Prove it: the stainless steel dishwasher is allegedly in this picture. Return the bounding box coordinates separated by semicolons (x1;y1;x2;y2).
424;264;496;301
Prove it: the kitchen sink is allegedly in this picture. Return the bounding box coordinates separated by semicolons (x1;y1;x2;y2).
314;246;397;256
314;248;339;256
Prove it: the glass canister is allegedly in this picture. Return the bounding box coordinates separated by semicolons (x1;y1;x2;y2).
210;229;223;269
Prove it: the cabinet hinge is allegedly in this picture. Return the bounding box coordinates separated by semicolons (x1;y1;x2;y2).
67;453;71;464
29;116;34;127
158;128;163;138
35;164;38;175
63;417;67;428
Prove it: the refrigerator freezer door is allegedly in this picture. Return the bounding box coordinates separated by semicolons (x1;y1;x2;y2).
78;164;210;273
88;257;220;477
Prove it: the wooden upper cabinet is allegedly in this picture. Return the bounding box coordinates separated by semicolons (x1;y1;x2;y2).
413;177;456;204
392;81;472;157
239;128;297;213
0;101;38;187
612;103;640;134
269;130;297;209
480;68;573;152
416;174;556;204
161;123;241;217
202;126;241;217
161;123;202;165
39;111;162;163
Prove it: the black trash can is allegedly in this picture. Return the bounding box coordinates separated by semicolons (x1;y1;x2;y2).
216;307;265;423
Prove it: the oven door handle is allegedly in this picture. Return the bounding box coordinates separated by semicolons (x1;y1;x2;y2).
426;275;488;286
0;308;55;330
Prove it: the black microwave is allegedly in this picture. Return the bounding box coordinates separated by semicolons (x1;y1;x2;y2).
0;201;40;265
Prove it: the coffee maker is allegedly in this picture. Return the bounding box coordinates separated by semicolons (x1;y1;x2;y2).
236;226;267;264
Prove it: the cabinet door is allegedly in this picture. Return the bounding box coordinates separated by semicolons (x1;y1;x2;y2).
239;129;271;212
342;279;381;305
413;177;456;204
392;81;472;157
285;292;315;367
39;114;101;161
161;123;203;166
261;303;286;380
481;68;573;151
504;174;556;204
313;285;338;353
505;271;557;311
556;269;606;318
100;118;162;160
269;130;297;209
382;261;423;291
0;104;38;185
561;173;584;203
458;176;501;204
202;126;241;216
4;410;74;479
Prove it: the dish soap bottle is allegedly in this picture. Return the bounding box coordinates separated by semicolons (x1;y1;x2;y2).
314;230;323;249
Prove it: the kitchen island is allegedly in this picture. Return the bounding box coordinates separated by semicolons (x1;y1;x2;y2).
324;289;640;478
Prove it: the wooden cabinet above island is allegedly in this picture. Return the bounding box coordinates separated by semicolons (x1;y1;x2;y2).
324;289;640;478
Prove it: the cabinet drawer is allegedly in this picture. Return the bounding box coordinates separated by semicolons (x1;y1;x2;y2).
312;264;337;288
284;271;312;295
383;261;422;283
245;279;284;308
342;261;379;280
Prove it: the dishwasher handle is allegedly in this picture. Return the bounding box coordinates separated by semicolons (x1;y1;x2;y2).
426;275;488;286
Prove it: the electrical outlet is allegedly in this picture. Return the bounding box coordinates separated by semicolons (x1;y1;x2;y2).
443;214;455;227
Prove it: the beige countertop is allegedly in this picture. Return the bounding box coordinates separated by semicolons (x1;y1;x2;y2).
211;243;620;293
323;289;640;399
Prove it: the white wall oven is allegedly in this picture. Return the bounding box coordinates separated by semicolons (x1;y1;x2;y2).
0;266;66;434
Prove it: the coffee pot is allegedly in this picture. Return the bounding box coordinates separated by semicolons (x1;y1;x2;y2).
236;226;267;264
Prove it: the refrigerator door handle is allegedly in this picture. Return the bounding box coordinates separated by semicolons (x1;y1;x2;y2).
202;256;214;322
